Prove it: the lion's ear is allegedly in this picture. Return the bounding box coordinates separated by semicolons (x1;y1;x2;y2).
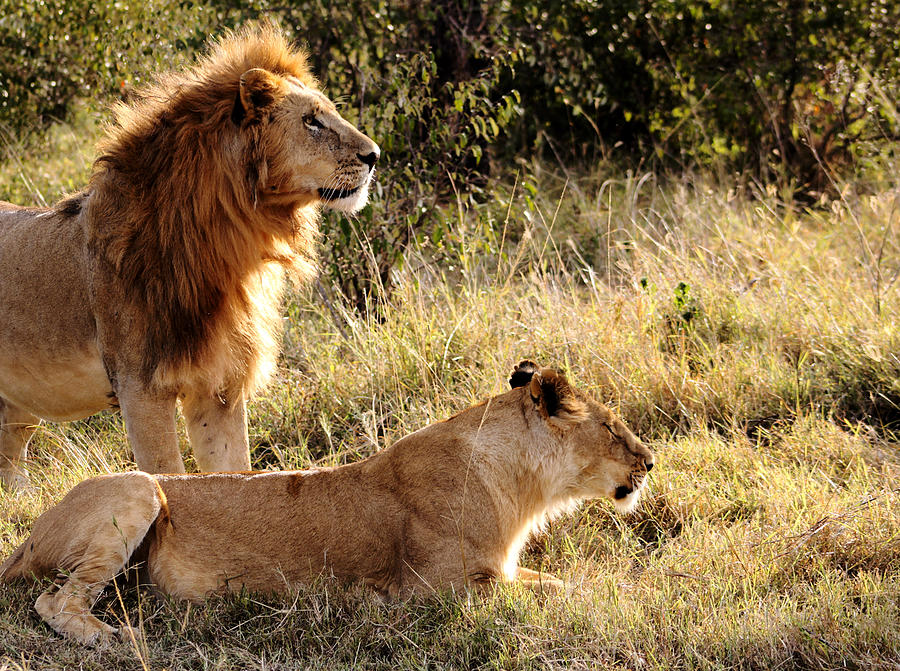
530;368;587;427
234;68;283;124
509;360;540;389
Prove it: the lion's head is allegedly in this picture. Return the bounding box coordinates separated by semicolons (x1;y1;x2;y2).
510;360;655;513
234;66;380;214
100;24;379;222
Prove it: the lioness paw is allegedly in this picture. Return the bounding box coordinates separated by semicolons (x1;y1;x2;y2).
522;577;566;595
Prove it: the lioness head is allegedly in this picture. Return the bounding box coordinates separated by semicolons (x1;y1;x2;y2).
510;360;655;512
234;67;380;214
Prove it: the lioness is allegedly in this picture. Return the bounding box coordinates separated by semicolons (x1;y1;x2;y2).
0;25;379;489
0;361;654;645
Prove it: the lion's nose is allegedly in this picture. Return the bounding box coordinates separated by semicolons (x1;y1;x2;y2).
614;485;633;499
358;150;379;169
638;445;654;473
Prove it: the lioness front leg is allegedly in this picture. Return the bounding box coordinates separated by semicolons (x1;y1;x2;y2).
465;568;564;596
0;399;39;491
515;566;565;593
117;385;184;473
182;390;250;472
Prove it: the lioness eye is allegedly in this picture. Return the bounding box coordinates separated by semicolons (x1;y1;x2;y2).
305;115;324;130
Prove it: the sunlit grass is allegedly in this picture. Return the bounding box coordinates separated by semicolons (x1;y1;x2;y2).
1;115;899;669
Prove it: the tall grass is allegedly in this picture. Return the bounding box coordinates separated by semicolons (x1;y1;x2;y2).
1;116;899;669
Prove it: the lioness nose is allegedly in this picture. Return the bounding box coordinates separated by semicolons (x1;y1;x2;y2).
645;459;654;473
358;150;379;169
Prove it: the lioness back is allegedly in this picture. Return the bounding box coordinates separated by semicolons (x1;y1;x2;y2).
148;467;402;597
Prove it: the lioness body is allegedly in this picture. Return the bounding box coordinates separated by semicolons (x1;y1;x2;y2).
0;26;380;489
1;363;654;645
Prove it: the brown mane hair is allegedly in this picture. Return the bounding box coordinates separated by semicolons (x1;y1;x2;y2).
83;24;318;395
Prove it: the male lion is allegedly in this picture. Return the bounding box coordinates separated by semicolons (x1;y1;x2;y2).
0;25;379;489
1;361;654;645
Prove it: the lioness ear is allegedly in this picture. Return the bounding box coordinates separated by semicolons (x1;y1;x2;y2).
530;368;587;427
234;68;282;124
509;359;540;389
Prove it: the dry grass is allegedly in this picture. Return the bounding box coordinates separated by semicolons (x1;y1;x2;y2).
1;117;899;669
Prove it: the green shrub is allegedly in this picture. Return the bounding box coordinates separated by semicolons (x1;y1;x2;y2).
0;0;215;135
500;0;900;194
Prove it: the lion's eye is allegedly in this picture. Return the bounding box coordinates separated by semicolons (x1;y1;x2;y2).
304;115;324;130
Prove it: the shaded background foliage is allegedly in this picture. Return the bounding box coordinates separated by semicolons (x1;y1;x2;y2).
2;0;899;305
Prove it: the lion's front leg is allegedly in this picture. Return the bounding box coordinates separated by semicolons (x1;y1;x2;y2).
182;390;250;472
0;399;40;491
117;385;184;474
